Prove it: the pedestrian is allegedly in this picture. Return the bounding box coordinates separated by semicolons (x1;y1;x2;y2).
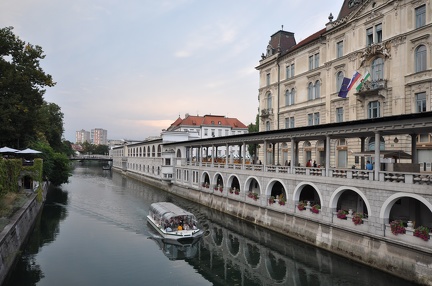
313;160;317;167
366;160;373;170
306;159;312;167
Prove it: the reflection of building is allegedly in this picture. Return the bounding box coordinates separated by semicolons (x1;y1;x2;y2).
256;0;432;168
167;114;249;158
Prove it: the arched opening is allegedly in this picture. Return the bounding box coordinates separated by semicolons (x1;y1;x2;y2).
336;189;368;216
298;185;321;207
389;197;432;230
265;252;286;282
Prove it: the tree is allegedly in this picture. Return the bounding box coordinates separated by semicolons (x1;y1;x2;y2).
247;114;260;161
0;26;55;148
30;141;71;186
37;102;64;152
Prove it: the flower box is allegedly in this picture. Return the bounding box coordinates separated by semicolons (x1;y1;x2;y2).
310;204;320;214
337;209;348;220
297;201;306;211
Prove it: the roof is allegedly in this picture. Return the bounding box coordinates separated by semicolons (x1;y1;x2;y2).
168;114;247;130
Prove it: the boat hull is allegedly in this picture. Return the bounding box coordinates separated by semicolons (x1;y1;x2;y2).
146;215;203;245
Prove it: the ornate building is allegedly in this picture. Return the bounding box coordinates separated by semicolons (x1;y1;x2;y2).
256;0;431;168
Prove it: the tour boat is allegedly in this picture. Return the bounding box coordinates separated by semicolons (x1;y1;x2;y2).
147;202;203;244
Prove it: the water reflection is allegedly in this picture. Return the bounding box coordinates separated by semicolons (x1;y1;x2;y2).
5;164;419;286
5;185;69;286
148;236;201;261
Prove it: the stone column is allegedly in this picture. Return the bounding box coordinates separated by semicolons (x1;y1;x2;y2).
325;135;330;177
374;132;381;179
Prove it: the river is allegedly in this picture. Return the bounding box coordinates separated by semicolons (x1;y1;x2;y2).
5;163;418;286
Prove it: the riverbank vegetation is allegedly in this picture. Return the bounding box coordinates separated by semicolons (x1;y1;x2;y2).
0;26;72;218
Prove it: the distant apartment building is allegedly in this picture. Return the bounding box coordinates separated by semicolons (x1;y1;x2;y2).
75;129;90;144
167;114;249;158
91;128;108;145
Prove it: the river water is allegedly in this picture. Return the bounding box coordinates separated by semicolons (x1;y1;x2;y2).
5;163;417;286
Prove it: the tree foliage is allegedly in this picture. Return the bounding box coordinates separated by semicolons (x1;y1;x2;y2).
30;141;71;186
0;26;55;148
80;142;109;155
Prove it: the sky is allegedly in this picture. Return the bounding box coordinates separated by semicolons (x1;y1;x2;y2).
0;0;343;142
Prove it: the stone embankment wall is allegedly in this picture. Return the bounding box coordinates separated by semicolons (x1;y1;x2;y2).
0;191;45;285
121;170;432;286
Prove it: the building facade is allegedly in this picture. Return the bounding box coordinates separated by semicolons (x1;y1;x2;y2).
75;129;90;144
256;0;431;168
167;114;249;158
91;128;108;145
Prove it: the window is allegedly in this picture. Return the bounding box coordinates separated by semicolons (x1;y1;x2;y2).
218;129;222;136
415;45;427;72
265;121;271;131
416;5;426;28
286;88;295;105
366;27;373;45
290;88;295;105
337;41;343;58
204;129;208;136
375;24;382;43
285;117;295;128
308;113;320;126
211;129;215;137
314;112;320;125
314;80;320;99
266;73;270;86
309;55;314;70
336;107;344;122
371;57;384;80
285;90;290;106
336;71;344;91
266;93;272;109
416;92;426;112
366;24;382;45
314;53;320;68
225;130;228;136
309;54;320;70
308;82;314;100
368;101;380;118
286;64;295;79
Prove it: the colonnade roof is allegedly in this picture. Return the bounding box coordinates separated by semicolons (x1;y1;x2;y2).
163;111;432;147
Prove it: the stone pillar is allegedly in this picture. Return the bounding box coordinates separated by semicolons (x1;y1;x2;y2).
374;132;381;179
325;136;330;177
242;142;246;169
290;138;296;172
410;133;417;164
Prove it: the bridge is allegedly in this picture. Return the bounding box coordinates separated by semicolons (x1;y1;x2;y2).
70;155;112;162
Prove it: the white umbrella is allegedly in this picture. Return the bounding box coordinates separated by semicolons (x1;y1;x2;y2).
0;146;19;153
16;148;42;154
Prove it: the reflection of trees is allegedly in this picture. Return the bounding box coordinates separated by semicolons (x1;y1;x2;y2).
4;185;68;286
4;255;44;286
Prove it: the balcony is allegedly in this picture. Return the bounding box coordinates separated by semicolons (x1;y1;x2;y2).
355;79;387;100
260;108;273;118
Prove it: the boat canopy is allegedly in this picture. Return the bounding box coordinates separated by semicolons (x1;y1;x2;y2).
149;202;196;222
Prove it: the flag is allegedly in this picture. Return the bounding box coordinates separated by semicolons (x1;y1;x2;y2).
347;71;361;91
338;77;351;98
355;71;370;92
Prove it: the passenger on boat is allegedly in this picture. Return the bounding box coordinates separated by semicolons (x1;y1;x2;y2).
183;224;190;230
177;225;183;231
165;226;172;232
